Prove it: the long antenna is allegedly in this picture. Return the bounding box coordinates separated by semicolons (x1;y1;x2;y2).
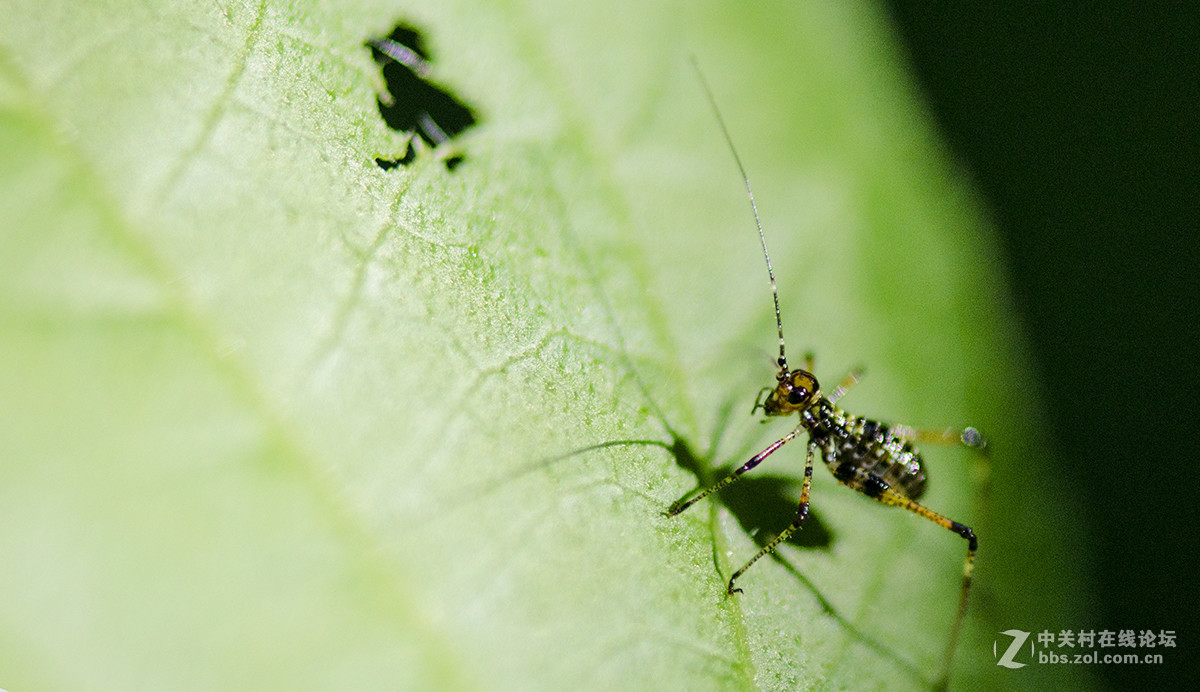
690;56;789;373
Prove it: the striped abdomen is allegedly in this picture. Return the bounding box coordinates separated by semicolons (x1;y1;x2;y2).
804;400;928;500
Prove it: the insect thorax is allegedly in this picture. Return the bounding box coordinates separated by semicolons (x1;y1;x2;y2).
801;399;928;500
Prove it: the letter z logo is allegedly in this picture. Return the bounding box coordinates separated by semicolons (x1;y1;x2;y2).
995;629;1031;669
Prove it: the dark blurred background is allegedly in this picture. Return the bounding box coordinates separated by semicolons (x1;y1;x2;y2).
882;3;1198;688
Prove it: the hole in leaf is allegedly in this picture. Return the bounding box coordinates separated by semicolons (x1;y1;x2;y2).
367;23;477;171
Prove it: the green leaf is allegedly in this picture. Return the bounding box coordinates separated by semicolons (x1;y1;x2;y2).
1;1;1094;690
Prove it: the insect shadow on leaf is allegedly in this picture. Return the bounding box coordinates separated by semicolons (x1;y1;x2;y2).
496;418;923;686
366;22;478;171
679;401;934;683
665;400;833;551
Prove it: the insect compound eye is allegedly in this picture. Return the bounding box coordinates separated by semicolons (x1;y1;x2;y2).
785;374;813;405
786;372;818;405
786;387;808;405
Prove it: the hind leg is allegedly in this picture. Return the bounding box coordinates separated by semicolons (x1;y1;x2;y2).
876;488;976;689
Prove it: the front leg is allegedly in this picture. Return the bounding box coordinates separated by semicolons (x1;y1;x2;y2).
666;425;803;517
727;440;818;594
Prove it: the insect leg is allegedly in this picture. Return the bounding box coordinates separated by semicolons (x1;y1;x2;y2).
750;386;774;415
367;38;431;76
825;367;865;404
796;352;863;405
891;425;987;450
726;440;818;594
666;426;803;517
877;488;976;688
